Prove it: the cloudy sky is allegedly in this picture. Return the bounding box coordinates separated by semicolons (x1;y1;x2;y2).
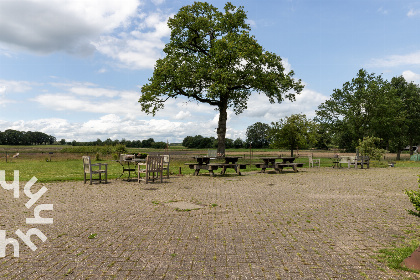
1;0;420;143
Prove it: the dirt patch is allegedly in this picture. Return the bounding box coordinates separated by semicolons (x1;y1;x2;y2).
166;201;204;210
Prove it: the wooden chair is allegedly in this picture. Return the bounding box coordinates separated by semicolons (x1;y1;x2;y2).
162;155;170;179
138;155;164;184
308;154;320;167
82;156;108;185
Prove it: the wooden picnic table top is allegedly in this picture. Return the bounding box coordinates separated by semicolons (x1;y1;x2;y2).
259;157;295;163
193;156;242;164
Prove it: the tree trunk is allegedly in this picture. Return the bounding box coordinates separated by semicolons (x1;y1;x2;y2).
217;100;228;156
396;150;401;161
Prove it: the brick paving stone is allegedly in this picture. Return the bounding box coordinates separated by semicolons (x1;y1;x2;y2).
2;168;420;279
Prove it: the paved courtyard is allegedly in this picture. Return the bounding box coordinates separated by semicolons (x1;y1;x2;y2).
1;167;420;279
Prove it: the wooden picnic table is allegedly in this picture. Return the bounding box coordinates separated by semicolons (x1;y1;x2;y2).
185;156;248;176
255;157;303;173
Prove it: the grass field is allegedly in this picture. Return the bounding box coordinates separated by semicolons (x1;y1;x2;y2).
0;145;419;182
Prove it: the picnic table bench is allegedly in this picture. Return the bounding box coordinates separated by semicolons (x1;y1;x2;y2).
185;156;249;176
333;156;370;169
255;157;303;173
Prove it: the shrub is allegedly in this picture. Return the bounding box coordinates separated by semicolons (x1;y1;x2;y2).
357;136;386;160
405;176;420;217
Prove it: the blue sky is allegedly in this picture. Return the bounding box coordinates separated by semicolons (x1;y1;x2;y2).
1;0;420;143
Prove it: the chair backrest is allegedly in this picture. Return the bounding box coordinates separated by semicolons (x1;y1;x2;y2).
146;156;164;171
163;155;170;165
207;149;217;159
348;156;356;163
82;156;91;173
339;156;350;164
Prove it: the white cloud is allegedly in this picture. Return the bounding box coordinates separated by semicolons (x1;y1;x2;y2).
377;7;388;15
369;50;420;67
0;0;141;55
93;12;171;69
0;79;35;93
402;70;420;84
408;8;420;17
246;19;257;27
174;111;192;120
1;115;219;143
245;88;327;119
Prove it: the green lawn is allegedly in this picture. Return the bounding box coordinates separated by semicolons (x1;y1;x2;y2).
1;146;420;182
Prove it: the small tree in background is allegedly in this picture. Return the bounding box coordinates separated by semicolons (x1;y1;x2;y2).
268;114;318;157
356;136;386;160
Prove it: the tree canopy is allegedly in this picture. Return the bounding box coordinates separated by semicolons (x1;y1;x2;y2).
315;69;407;152
245;122;270;148
139;1;303;155
268;114;318;156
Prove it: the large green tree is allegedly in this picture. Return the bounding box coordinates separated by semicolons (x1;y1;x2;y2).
268;114;318;156
315;69;402;152
139;2;303;155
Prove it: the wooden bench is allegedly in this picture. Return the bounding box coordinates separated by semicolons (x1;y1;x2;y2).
350;156;370;169
276;162;304;172
255;162;303;173
255;163;276;173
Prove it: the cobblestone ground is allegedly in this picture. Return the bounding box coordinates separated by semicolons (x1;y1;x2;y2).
1;167;420;279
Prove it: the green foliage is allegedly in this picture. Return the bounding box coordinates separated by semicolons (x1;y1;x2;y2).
268;114;318;156
357;136;386;160
60;145;127;155
136;153;148;159
0;129;55;145
139;2;303;155
114;144;127;154
316;69;420;152
406;177;420;218
245;122;270;148
377;240;420;272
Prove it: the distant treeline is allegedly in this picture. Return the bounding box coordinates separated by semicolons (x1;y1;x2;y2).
68;137;168;149
0;129;56;145
182;135;246;149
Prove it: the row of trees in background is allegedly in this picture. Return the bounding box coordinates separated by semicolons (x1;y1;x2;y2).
182;69;420;158
68;138;168;149
182;135;245;149
0;129;56;145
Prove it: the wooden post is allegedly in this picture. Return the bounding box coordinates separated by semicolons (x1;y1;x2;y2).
179;167;182;175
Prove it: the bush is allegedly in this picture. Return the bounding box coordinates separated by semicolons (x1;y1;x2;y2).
357;136;386;160
406;176;420;217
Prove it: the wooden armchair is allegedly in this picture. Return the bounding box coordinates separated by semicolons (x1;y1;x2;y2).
308;154;320;167
82;156;108;185
138;155;164;184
